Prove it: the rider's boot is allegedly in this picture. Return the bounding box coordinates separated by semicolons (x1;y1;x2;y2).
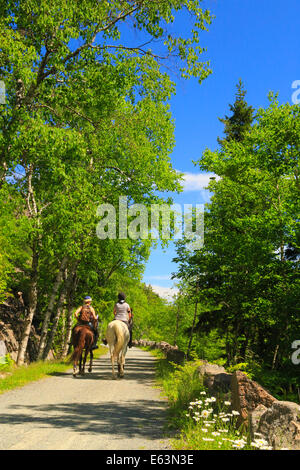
128;330;133;348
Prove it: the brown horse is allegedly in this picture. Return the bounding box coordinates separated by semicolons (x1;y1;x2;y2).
71;324;94;377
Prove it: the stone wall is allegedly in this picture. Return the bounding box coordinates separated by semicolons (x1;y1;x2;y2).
133;339;300;450
198;364;300;450
132;339;185;364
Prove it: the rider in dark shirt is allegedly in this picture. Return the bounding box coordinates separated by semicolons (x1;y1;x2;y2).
74;296;99;349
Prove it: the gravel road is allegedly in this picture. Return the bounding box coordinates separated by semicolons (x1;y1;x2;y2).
0;347;170;450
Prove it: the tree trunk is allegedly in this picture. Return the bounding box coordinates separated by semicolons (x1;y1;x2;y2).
272;344;279;370
173;304;180;347
17;163;40;365
60;301;74;359
60;271;77;359
42;267;75;360
17;241;39;365
42;288;65;360
36;256;68;360
186;284;199;359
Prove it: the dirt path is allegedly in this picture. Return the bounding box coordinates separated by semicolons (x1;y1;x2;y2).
0;347;170;450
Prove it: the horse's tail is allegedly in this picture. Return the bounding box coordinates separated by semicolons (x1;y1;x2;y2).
114;323;125;357
71;327;86;363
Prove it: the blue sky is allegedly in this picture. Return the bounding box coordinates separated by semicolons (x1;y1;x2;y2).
141;0;300;298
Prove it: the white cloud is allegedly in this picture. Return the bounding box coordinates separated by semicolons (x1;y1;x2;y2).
181;172;219;191
150;284;179;301
144;275;171;281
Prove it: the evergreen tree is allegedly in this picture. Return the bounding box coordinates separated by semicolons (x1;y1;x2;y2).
218;79;255;146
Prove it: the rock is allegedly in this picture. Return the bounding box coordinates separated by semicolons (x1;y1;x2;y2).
0;321;20;362
0;340;7;357
0;295;41;363
231;371;277;427
132;339;185;364
166;349;185;364
157;341;172;351
45;349;55;361
249;404;268;438
198;361;232;396
256;401;300;450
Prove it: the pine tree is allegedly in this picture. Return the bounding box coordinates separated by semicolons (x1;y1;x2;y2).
218;79;255;146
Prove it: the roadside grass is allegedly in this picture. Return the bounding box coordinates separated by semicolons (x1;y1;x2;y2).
0;345;107;395
145;348;272;451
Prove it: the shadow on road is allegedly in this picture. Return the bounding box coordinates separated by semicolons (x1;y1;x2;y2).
0;399;168;440
49;355;159;385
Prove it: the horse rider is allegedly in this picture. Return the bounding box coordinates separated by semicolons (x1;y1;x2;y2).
74;296;99;350
113;292;133;348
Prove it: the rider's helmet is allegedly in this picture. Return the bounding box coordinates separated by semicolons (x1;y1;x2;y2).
84;296;92;303
118;292;126;302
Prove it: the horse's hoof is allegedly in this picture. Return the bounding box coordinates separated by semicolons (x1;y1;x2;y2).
88;368;92;373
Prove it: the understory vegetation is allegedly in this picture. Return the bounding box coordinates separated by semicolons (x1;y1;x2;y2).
151;351;278;450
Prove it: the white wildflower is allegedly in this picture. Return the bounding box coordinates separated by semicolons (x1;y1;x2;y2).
232;441;246;449
201;409;211;418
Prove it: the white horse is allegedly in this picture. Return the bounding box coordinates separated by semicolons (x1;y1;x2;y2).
106;320;130;379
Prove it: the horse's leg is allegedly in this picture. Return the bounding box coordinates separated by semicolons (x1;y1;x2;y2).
119;353;125;378
81;348;89;375
73;357;78;377
88;350;93;373
73;347;81;376
111;355;116;379
111;352;117;379
119;337;129;378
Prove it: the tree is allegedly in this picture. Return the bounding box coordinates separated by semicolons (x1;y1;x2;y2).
0;1;214;363
174;96;300;370
218;79;255;146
